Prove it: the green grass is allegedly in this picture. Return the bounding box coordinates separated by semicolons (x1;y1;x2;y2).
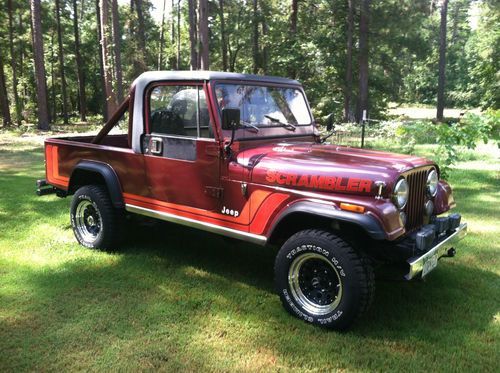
0;132;499;372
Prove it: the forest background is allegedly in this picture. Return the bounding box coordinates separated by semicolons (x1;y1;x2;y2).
0;0;498;131
1;3;499;371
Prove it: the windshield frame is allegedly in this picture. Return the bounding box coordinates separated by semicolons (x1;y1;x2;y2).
211;80;315;139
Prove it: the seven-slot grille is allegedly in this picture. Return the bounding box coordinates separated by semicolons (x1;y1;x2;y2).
404;168;429;231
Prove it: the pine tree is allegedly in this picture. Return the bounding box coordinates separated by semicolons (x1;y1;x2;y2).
55;0;69;124
437;0;449;121
30;0;50;130
73;0;87;121
99;0;118;116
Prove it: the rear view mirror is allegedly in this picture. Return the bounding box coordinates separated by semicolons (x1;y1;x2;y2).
221;108;240;130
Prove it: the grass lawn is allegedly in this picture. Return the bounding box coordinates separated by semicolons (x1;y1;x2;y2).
0;131;498;372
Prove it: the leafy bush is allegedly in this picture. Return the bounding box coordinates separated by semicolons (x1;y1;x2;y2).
328;111;499;178
434;110;499;177
397;120;439;144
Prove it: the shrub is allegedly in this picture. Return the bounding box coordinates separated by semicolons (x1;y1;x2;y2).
435;110;499;177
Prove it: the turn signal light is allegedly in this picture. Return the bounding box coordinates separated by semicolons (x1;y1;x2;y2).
339;203;365;213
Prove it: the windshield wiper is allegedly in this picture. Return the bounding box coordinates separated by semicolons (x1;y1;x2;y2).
240;120;260;133
264;115;297;131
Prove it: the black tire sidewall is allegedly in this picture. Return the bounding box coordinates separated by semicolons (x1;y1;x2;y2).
70;186;112;249
275;231;364;329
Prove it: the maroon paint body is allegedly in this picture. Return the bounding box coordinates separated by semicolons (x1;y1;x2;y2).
44;74;456;244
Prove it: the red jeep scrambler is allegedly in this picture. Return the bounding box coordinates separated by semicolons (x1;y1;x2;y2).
37;71;467;330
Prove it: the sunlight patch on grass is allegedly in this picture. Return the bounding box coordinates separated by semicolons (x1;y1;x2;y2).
183;266;214;279
452;160;500;171
494;313;500;325
467;222;498;234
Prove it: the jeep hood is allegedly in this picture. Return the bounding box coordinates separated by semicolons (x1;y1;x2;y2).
238;142;435;195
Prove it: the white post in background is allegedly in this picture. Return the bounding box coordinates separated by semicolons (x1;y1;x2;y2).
361;109;367;148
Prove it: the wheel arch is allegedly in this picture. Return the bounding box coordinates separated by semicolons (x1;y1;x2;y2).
267;201;386;247
68;160;124;209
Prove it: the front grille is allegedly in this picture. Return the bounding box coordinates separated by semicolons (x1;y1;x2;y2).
405;168;428;231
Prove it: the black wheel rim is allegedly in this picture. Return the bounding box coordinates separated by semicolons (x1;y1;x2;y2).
288;252;343;315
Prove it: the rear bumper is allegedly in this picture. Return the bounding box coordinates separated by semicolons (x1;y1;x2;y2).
405;222;468;280
36;179;65;197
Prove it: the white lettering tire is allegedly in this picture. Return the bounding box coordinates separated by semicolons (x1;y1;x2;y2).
274;229;374;330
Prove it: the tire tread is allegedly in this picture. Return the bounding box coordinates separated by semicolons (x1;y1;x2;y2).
274;229;375;330
71;185;123;249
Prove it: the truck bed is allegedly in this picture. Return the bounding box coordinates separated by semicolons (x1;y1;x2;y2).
52;133;130;148
44;133;148;196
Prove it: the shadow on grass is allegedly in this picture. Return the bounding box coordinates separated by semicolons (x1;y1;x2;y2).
120;219;278;293
126;220;500;336
2;224;498;370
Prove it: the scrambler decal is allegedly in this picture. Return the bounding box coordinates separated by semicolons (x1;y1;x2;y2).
265;170;372;193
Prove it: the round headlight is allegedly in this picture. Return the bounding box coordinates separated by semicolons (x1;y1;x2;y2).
427;169;438;197
392;178;409;209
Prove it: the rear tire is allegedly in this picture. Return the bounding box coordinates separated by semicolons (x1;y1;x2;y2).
274;229;374;330
70;185;122;249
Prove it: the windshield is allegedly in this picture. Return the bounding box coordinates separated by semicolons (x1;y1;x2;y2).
215;84;312;128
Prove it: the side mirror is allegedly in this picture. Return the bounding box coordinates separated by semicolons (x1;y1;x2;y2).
221;108;240;130
325;113;334;131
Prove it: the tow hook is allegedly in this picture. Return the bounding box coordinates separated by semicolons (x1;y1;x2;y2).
447;248;456;257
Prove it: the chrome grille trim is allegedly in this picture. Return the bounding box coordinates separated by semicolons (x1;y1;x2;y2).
404;168;431;231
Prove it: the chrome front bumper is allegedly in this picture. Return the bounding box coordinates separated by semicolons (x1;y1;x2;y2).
406;223;468;280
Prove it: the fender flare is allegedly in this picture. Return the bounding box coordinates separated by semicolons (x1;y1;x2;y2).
269;201;386;240
69;160;124;209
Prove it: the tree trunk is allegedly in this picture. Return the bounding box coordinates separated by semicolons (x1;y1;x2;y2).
7;0;21;125
344;0;354;122
188;0;198;70
135;0;147;70
171;0;175;44
96;0;108;120
261;13;269;74
218;0;228;71
19;13;26;114
228;6;244;72
290;0;298;33
81;0;85;21
30;0;50;130
177;0;181;69
287;0;298;78
100;0;118;116
199;0;209;70
252;0;260;74
0;53;12;127
50;31;57;121
111;0;123;102
55;0;69;124
437;0;448;121
73;0;87;121
356;0;370;123
158;0;167;70
450;2;461;45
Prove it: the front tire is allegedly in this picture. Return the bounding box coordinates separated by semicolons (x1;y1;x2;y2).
70;185;122;249
274;229;374;330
